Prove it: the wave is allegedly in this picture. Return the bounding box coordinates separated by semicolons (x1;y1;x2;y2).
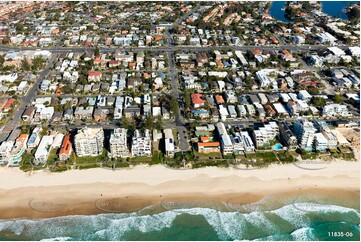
0;203;359;241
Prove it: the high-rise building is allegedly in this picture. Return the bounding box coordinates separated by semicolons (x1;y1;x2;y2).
74;127;104;157
109;128;129;158
293;119;316;151
131;129;151;157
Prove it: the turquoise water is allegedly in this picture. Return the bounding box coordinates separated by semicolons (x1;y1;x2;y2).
270;1;358;22
0;194;359;241
273;143;283;151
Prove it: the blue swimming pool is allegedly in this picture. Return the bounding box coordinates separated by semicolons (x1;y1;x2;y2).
273;143;283;151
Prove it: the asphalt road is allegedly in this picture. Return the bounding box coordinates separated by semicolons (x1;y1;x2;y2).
10;53;58;126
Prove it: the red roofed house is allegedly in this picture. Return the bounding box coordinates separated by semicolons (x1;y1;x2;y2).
3;98;15;112
88;71;102;82
58;134;72;161
191;93;204;108
108;60;120;68
197;141;221;153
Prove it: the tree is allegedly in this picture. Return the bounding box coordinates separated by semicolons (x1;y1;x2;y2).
143;115;155;130
155;115;163;130
311;97;326;107
334;94;343;104
169;96;179;116
32;56;45;71
94;46;100;57
21;59;31;71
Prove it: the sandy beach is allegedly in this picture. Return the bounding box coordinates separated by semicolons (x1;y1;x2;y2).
0;161;359;219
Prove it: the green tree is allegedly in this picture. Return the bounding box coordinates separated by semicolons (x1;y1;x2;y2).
94;46;100;57
169;96;179;116
311;97;326;107
21;59;31;71
155;115;163;130
32;56;45;71
334;94;343;104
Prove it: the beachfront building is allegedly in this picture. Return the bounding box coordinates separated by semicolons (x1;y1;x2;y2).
241;131;255;153
9;134;28;166
315;121;338;149
27;127;42;150
74;127;104;157
34;135;55;165
252;122;279;148
58;134;72;161
216;122;233;155
0;141;13;165
278;121;297;150
293;119;317;151
313;133;328;152
163;129;175;158
109;128;129;158
197;139;221;153
131;129;151;157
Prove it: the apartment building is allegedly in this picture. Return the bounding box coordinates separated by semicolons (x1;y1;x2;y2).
109;128;129;158
293;119;317;151
131;129;151;157
322;104;351;117
313;133;328;152
216;122;233;155
74;127;104;157
34;135;55;165
278;121;297;150
164;129;175;158
27;126;42;150
252;122;279;148
9;134;28;166
241;131;255;153
315;121;338;149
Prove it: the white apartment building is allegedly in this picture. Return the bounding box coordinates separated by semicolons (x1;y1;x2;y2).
109;128;129;158
241;131;255;153
74;127;104;157
252;122;279;148
313;133;328;152
164;129;175;158
293;119;317;151
131;129;151;157
34;135;54;165
322;104;351;117
316;121;338;149
216;122;233;155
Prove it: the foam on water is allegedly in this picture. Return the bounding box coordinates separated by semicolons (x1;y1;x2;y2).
40;236;73;241
290;227;316;241
0;202;359;241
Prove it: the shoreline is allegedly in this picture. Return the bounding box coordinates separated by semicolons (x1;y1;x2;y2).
0;161;359;219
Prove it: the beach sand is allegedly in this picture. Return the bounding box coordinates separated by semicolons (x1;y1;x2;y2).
0;161;359;219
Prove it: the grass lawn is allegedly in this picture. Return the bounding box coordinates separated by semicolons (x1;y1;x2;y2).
46;148;58;166
194;151;222;159
245;151;279;167
20;152;34;172
276;151;295;163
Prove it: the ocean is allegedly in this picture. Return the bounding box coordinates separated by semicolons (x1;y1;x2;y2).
0;193;359;241
269;1;359;22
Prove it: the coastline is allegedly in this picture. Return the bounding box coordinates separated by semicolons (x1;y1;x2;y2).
0;161;359;219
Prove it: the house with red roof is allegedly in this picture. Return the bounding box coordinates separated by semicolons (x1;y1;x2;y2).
3;98;15;112
191;94;204;108
58;134;72;161
88;71;102;82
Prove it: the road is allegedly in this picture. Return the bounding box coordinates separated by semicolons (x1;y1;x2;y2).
10;53;58;126
0;44;348;54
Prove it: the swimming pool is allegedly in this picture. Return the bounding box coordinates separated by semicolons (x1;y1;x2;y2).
273;143;283;151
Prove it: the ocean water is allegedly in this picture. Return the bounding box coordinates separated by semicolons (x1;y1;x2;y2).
0;194;359;241
270;1;359;22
